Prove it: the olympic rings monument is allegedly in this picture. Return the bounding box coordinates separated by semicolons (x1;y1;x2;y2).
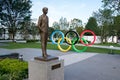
29;7;64;80
50;30;96;52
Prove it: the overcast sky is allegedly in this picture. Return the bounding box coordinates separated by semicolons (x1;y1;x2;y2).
31;0;102;26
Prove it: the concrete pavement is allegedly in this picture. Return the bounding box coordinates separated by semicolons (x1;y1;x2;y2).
91;44;120;50
0;48;120;80
65;54;120;80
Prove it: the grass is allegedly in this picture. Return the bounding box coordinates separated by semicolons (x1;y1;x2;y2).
0;42;40;49
0;42;120;54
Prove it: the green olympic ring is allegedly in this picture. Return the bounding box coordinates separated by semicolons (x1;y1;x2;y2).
72;38;88;52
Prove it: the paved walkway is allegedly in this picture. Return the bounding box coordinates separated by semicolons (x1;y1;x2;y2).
91;44;120;50
0;48;97;64
65;54;120;80
0;48;120;80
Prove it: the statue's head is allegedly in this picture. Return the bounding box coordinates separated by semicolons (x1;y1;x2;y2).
42;7;48;14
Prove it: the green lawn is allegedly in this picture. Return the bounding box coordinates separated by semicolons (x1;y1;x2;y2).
0;42;120;54
95;43;120;47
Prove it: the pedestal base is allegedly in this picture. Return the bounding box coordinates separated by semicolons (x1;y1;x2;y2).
29;57;64;80
34;56;58;61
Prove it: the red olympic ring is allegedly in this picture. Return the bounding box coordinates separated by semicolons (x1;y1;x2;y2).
80;30;96;46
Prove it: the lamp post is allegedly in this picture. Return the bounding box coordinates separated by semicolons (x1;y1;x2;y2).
3;28;5;40
109;45;114;54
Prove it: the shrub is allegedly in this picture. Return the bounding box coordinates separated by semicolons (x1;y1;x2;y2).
0;58;28;80
0;74;10;80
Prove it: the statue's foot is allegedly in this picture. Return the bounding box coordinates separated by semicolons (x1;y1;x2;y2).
43;53;50;58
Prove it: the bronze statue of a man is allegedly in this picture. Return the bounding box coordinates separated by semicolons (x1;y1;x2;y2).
37;7;49;58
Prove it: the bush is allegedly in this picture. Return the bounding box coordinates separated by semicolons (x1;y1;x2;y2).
0;74;10;80
0;58;28;80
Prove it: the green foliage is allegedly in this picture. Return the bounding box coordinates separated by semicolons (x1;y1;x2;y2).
97;0;120;42
85;17;100;35
0;58;28;80
28;22;39;40
48;27;55;39
59;17;69;30
0;74;10;80
114;15;120;36
52;22;60;30
93;8;113;43
75;26;84;34
52;17;83;31
70;18;82;30
0;0;32;41
102;0;120;14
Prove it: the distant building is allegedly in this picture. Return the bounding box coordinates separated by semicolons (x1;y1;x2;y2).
0;25;9;39
0;25;119;43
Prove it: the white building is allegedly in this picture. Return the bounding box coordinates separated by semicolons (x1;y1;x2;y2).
0;25;9;39
0;25;118;43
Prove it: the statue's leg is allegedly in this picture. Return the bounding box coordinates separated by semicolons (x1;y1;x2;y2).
40;32;48;58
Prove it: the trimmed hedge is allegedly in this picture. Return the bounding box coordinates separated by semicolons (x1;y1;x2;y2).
0;58;28;80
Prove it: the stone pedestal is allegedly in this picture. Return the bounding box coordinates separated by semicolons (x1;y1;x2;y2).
29;57;64;80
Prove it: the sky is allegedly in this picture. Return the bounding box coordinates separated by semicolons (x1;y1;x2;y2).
31;0;102;26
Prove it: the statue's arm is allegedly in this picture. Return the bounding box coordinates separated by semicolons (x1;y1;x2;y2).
37;16;42;29
47;16;49;27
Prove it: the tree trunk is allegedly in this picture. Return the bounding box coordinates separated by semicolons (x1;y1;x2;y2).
116;35;118;43
105;39;107;43
9;33;12;40
100;36;103;44
112;36;114;43
12;33;15;42
9;32;15;42
105;36;108;43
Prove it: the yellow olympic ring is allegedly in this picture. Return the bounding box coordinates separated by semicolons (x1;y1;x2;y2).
58;37;71;52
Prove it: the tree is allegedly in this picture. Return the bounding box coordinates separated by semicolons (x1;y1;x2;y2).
52;21;60;30
0;0;32;41
59;17;69;30
85;17;100;35
113;15;120;42
102;0;120;43
19;17;31;40
19;21;39;40
102;0;120;14
69;18;82;30
29;22;39;40
52;18;83;34
48;27;54;39
0;28;3;38
75;26;84;35
93;9;113;43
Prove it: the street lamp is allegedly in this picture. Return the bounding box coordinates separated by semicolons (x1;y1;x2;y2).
109;45;114;54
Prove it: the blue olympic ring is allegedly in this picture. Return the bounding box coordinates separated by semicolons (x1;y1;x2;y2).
50;30;64;44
